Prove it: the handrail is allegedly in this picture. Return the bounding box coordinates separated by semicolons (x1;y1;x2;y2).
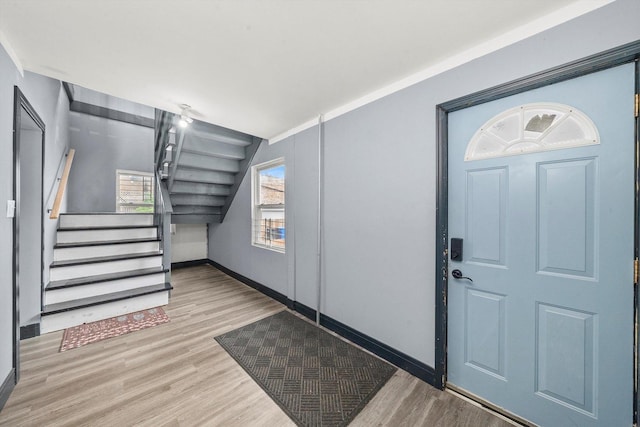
49;148;75;219
153;109;174;279
154;110;174;168
154;170;172;280
167;127;186;192
153;169;173;230
154;170;163;238
45;148;71;211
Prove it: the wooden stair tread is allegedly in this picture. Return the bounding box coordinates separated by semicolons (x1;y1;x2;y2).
47;267;168;290
50;251;162;268
42;283;173;316
54;237;161;249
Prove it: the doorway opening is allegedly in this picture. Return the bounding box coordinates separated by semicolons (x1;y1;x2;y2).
13;87;45;384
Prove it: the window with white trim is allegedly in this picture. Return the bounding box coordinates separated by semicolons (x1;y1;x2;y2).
465;103;599;161
252;159;285;252
116;170;154;213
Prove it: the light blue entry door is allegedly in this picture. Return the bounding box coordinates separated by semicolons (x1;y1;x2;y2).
447;63;635;427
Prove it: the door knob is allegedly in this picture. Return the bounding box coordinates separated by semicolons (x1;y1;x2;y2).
452;269;473;283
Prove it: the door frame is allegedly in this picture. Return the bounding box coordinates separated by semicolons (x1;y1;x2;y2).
12;87;46;384
434;40;640;422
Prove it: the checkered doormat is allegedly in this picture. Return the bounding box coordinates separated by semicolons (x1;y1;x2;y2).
214;311;396;427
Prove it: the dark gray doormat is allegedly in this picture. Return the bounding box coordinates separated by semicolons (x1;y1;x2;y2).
214;310;397;426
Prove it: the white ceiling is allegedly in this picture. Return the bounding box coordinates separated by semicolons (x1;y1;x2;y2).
0;0;611;140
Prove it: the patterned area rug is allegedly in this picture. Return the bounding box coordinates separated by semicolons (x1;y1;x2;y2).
214;311;397;427
59;307;169;352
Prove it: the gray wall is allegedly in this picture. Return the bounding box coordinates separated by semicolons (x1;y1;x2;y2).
210;0;640;369
171;224;208;263
67;113;153;212
0;45;69;385
210;139;294;296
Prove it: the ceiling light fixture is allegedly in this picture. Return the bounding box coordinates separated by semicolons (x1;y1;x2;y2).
178;104;194;128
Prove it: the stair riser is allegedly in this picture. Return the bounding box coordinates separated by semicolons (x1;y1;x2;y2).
59;214;153;228
174;169;235;185
182;136;246;159
54;241;161;262
50;257;163;281
45;273;166;304
40;291;170;333
178;152;240;172
170;194;225;207
171;181;231;196
57;228;157;244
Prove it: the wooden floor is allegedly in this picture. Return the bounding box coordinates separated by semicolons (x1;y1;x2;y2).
0;265;515;426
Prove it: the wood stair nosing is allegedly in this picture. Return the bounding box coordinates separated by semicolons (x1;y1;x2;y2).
42;283;173;316
46;267;169;291
49;251;163;268
54;237;161;249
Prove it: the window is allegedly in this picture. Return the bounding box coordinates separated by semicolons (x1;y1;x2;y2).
116;170;154;213
252;159;285;252
465;103;599;161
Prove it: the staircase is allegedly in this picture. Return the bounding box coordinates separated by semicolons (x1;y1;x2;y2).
155;112;262;224
41;213;172;333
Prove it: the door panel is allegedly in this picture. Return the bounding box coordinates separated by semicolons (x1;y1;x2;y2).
465;289;506;378
447;63;635;426
536;303;596;414
466;168;507;266
537;158;597;278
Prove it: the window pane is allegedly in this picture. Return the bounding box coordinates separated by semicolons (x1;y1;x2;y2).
254;208;285;250
117;172;154;213
259;165;285;205
252;160;285;252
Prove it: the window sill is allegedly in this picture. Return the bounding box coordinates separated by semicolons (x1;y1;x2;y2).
252;242;285;254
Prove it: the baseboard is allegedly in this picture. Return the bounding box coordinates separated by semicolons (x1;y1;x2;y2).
171;259;209;269
207;259;438;388
321;311;438;386
206;259;291;308
0;368;15;412
20;323;40;340
293;301;316;322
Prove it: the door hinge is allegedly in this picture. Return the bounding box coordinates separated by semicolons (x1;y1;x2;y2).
635;93;639;118
635;258;639;285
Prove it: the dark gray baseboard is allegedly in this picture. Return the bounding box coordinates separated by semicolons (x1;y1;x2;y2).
206;260;292;309
171;259;209;270
20;323;40;340
0;369;15;412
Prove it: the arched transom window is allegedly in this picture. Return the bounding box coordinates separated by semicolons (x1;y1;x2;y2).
464;103;599;161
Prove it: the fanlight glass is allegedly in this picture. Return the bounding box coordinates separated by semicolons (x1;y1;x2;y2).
464;103;599;161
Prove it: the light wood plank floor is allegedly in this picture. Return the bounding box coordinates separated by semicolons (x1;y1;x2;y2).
0;265;515;426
